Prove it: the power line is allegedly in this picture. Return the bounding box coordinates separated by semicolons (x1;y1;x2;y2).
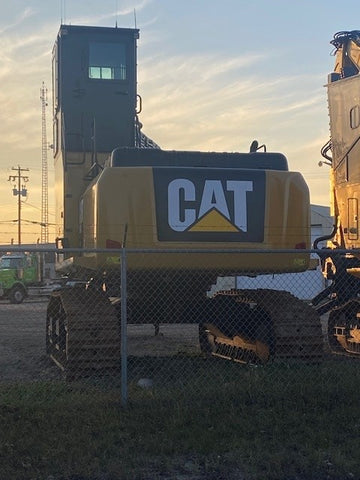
21;200;55;216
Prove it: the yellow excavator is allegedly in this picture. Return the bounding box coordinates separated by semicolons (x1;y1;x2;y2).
46;25;324;376
312;30;360;357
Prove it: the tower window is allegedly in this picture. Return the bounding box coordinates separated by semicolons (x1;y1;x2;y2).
89;42;126;80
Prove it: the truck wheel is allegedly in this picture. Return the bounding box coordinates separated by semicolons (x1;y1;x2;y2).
9;286;26;304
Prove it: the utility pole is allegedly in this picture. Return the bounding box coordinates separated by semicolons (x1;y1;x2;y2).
8;166;29;245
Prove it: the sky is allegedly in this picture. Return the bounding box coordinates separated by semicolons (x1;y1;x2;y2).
0;0;359;244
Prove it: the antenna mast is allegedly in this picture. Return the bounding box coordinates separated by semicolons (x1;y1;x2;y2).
40;82;49;244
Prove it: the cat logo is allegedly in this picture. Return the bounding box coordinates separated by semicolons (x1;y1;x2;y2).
167;179;253;232
153;168;265;242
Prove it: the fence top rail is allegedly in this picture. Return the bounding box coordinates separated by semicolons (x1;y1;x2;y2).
1;246;360;255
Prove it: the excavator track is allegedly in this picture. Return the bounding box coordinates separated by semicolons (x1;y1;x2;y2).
327;299;360;356
199;289;323;364
46;287;324;377
46;287;121;379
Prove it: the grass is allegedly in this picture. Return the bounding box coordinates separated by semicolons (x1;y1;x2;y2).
1;357;360;480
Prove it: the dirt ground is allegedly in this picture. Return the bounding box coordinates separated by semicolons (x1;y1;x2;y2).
0;297;200;382
0;293;331;383
0;298;61;381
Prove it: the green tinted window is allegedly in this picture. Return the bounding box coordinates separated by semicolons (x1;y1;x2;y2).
89;42;126;80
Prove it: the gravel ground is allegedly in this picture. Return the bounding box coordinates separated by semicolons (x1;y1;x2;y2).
0;297;200;382
0;298;61;381
0;294;332;383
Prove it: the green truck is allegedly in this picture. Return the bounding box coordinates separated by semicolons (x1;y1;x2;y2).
0;253;41;304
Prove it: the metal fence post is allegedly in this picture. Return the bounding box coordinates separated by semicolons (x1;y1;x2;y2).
120;247;128;406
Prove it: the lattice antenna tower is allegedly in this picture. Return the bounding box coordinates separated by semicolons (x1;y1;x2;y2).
40;82;49;243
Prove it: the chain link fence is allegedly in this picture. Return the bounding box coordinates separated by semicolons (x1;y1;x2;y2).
0;246;359;404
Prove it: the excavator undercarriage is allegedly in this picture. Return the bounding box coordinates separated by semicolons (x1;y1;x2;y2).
46;281;324;377
200;289;323;364
328;300;360;356
46;287;121;379
312;250;360;358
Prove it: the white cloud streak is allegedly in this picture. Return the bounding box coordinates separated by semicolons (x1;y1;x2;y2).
69;0;153;27
0;7;35;36
138;51;326;155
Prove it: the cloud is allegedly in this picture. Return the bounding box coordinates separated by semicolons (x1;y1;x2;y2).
0;7;35;36
139;51;264;85
116;0;153;16
0;23;54;155
138;50;326;153
69;0;153;27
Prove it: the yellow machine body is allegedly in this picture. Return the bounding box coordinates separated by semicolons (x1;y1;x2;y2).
74;152;311;274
